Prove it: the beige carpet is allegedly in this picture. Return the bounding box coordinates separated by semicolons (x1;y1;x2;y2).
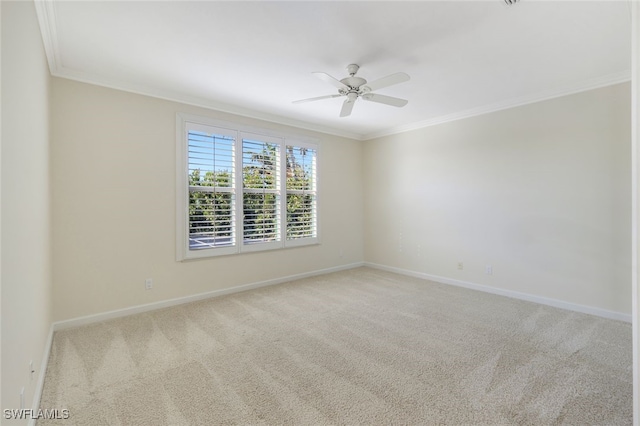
39;267;632;425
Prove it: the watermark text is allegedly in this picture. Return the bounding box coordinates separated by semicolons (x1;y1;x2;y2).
4;408;69;420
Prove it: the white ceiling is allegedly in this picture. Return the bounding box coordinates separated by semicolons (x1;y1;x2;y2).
36;1;631;140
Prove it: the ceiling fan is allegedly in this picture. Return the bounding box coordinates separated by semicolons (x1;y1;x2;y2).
293;64;410;117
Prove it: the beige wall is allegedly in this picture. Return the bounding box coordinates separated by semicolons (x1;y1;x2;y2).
51;78;632;321
1;0;53;419
364;83;631;315
51;78;364;321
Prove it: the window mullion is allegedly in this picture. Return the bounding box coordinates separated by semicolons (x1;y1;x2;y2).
280;141;286;246
234;130;243;253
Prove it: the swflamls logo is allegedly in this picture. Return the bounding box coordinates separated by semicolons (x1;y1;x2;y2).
3;408;69;420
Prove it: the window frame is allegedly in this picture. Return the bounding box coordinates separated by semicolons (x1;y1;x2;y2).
176;113;319;261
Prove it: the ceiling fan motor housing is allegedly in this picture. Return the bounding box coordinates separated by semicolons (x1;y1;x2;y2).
340;76;367;90
341;64;367;92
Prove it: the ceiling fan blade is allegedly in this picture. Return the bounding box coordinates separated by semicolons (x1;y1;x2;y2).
361;93;408;107
293;94;342;104
340;98;356;117
313;72;349;90
362;72;410;92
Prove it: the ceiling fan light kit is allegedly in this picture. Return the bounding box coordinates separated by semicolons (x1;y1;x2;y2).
293;64;410;117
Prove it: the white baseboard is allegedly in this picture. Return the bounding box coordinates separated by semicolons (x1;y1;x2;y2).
365;262;632;323
53;262;365;331
28;324;55;426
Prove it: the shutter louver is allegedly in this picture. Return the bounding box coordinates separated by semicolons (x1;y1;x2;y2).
286;145;317;240
187;130;235;250
242;138;281;245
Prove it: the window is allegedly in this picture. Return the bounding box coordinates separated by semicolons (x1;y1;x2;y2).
286;146;317;241
242;136;281;249
187;125;236;252
177;114;318;260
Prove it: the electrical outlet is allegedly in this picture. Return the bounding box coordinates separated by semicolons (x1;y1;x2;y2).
145;278;153;290
457;262;463;270
486;265;493;275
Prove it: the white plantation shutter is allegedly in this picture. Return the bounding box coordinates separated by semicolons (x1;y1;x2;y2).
177;114;318;260
241;135;282;249
186;124;236;253
285;145;317;244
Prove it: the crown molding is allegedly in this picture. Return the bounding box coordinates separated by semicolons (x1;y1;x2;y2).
34;0;61;75
47;65;631;143
362;70;632;141
52;66;364;141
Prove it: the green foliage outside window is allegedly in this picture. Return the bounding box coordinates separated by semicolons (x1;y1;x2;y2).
188;169;233;245
188;142;315;246
243;143;278;242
